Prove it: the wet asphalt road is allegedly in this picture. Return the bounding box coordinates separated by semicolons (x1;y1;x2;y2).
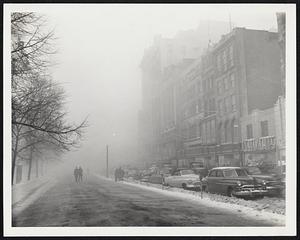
12;174;281;226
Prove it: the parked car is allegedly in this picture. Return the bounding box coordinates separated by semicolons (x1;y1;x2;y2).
163;169;201;190
201;167;268;199
125;169;141;180
243;166;285;196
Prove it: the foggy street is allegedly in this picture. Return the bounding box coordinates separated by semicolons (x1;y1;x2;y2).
12;174;282;227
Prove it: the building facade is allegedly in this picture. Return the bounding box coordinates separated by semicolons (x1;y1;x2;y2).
139;26;283;170
201;28;282;167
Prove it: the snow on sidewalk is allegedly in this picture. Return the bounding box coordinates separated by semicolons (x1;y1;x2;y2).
95;175;285;226
12;177;57;216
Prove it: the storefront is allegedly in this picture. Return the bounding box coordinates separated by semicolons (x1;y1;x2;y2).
216;143;242;167
242;136;277;170
184;145;217;169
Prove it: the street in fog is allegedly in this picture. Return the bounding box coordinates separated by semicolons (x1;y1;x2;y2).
12;174;282;227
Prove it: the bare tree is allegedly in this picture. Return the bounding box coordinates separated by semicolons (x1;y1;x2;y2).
11;12;87;184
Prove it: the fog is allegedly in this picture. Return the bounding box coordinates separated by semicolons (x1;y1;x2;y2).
21;4;279;173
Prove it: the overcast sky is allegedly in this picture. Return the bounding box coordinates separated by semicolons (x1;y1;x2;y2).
7;4;287;171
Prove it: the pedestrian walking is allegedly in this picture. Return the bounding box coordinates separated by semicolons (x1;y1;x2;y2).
78;166;83;182
119;167;125;181
74;166;79;183
114;168;119;182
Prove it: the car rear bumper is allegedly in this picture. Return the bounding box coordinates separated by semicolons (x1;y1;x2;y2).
234;189;268;196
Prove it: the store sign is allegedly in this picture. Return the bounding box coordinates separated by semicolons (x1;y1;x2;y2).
216;143;241;153
242;136;276;152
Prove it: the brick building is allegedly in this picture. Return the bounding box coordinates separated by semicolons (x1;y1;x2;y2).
139;26;282;170
201;28;281;167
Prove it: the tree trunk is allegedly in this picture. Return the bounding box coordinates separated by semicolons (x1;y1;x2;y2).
41;160;43;176
12;149;17;185
12;132;19;185
36;158;39;178
27;146;33;181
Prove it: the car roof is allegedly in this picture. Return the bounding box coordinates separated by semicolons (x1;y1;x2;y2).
210;167;243;170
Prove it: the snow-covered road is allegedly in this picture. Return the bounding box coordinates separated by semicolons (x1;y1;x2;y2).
12;174;284;226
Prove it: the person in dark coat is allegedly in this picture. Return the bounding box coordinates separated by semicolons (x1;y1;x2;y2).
114;168;119;182
74;166;79;182
78;166;83;182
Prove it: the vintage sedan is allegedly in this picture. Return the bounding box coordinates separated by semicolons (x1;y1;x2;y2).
243;166;285;196
163;169;201;190
201;167;268;198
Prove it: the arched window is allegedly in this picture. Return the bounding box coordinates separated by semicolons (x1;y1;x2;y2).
219;122;226;144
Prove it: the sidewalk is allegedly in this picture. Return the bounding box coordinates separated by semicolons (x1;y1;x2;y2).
12;176;57;216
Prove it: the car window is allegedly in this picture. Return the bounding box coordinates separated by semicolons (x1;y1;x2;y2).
246;167;261;175
236;169;248;176
173;171;180;176
209;170;217;177
223;169;238;177
181;170;194;175
216;170;224;177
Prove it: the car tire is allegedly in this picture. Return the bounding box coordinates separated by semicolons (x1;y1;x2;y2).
227;187;235;197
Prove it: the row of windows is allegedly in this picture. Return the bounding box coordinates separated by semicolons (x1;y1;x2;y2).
246;120;269;139
183;98;216;119
218;120;239;144
216;45;234;73
217;73;235;93
218;95;236;115
182;119;216;144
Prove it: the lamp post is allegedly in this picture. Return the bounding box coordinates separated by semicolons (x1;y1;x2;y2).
106;133;116;178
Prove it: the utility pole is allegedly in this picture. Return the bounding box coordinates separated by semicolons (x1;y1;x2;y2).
106;144;109;178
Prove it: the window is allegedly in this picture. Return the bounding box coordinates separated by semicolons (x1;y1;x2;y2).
225;121;231;143
223;169;238;177
217;54;222;72
198;121;202;138
209;170;217;177
230;73;235;88
197;81;201;93
223;50;227;71
181;170;195;175
206;121;211;143
232;119;238;143
231;95;236;111
216;170;224;177
226;96;231;113
236;169;248;177
224;77;228;90
229;45;234;67
223;99;227;113
261;120;269;137
198;99;202;112
246;124;253;139
211;119;216;143
218;100;222;115
211;98;216;111
218;80;222;93
221;124;226;143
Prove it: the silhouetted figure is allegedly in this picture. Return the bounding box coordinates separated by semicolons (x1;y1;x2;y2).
74;166;79;183
78;166;83;182
119;167;124;181
114;168;119;182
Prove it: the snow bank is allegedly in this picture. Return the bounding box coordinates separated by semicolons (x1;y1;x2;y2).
100;176;285;226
